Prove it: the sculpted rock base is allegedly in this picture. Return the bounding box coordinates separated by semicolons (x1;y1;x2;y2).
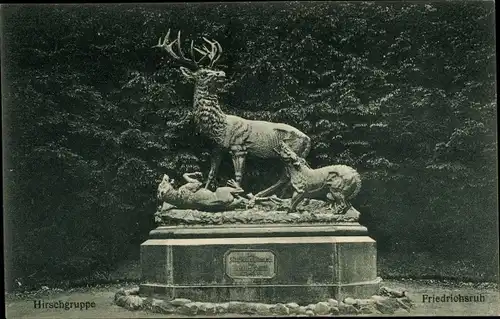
114;286;414;315
155;199;361;226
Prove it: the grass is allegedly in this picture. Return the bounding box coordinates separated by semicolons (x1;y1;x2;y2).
378;251;499;283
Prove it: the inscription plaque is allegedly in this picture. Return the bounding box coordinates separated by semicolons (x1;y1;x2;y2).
225;249;276;279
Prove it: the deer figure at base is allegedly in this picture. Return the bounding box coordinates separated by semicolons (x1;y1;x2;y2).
273;139;362;214
153;29;311;199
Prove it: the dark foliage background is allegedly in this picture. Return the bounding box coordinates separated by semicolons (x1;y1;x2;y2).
2;2;497;289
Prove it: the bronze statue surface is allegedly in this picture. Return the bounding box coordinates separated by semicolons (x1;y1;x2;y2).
153;31;363;225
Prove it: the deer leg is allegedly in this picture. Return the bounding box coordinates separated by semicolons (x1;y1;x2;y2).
289;191;306;213
278;138;310;198
205;148;222;189
327;191;348;214
254;167;289;198
277;169;292;198
183;172;202;183
278;182;299;199
230;147;247;187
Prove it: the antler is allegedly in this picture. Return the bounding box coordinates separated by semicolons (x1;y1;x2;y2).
202;37;223;68
153;29;210;69
152;29;224;69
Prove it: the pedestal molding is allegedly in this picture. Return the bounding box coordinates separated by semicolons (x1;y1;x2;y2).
142;236;375;246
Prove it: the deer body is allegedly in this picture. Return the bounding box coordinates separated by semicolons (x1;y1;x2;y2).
224;115;309;157
193;83;311;191
193;86;309;156
274;141;361;213
154;30;311;195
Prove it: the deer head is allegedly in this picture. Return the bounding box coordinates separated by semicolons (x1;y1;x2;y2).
157;174;175;201
153;29;225;86
273;141;304;168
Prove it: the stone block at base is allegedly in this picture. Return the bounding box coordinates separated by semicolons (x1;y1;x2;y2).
140;227;381;304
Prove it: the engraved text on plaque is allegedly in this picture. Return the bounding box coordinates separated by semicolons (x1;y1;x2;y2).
225;249;276;279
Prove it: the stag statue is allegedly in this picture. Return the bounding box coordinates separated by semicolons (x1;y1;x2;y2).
153;30;311;200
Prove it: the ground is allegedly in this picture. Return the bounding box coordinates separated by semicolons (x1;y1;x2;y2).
5;279;499;318
5;258;499;317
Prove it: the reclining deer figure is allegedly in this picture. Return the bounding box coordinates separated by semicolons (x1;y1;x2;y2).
157;172;247;211
153;30;311;200
273;139;362;214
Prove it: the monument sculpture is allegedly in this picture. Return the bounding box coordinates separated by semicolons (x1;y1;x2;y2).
153;29;311;201
122;29;403;316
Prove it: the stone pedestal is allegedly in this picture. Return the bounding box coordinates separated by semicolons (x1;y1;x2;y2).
140;223;381;304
